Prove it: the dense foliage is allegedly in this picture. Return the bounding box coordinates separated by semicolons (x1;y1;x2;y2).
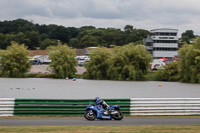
179;30;196;47
0;42;31;77
179;37;200;83
107;44;153;80
0;19;149;49
47;44;77;79
84;44;153;80
83;47;111;79
154;61;180;81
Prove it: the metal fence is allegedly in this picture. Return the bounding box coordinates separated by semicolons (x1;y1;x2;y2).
131;98;200;115
0;98;15;116
14;98;130;116
1;98;200;116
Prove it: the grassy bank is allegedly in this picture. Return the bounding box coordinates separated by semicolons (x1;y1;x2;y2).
24;73;82;79
25;71;180;82
0;125;200;133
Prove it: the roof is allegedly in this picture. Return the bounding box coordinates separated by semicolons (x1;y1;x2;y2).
150;28;178;33
30;49;87;56
29;50;48;56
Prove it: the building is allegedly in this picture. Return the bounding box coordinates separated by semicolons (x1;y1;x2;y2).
143;28;178;60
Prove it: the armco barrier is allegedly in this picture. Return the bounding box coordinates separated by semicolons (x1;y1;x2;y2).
0;98;15;116
1;98;200;116
14;98;130;116
131;98;200;115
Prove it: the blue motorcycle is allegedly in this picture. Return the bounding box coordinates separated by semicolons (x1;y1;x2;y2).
84;103;123;121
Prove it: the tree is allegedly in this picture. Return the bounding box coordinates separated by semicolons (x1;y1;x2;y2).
179;37;200;83
102;28;126;46
0;33;15;49
24;31;40;49
0;42;31;77
69;38;79;48
182;30;195;39
48;24;70;43
83;47;111;79
0;19;36;34
40;39;58;50
125;29;149;44
124;25;133;33
107;44;153;80
181;30;195;44
40;33;49;41
47;44;77;79
80;35;99;48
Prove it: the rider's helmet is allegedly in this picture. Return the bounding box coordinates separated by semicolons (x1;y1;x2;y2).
94;97;100;102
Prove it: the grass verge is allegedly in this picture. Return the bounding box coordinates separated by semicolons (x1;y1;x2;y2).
0;125;200;133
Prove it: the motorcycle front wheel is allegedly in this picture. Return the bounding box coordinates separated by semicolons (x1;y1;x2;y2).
111;110;123;120
84;110;96;121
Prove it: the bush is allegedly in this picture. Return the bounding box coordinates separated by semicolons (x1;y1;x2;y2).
0;42;31;77
24;73;55;78
179;37;200;83
143;71;158;81
107;44;153;80
84;47;111;80
47;44;77;79
154;61;181;81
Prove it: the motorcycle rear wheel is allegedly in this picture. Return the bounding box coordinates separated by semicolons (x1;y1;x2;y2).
84;110;96;121
111;110;123;120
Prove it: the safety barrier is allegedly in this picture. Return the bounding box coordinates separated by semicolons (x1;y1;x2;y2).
1;98;200;116
14;98;130;116
131;98;200;115
0;98;15;116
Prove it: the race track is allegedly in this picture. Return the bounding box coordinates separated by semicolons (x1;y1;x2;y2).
1;118;200;126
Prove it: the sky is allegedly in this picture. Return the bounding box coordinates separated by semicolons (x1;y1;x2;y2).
1;0;200;36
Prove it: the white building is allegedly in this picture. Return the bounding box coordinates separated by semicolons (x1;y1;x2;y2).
143;28;178;60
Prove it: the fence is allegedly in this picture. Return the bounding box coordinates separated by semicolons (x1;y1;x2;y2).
1;98;200;116
0;98;15;116
131;98;200;116
0;98;130;116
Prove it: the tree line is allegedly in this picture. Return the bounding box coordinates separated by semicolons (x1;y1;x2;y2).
0;19;148;50
0;19;197;50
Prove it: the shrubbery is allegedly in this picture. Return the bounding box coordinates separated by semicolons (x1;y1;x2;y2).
83;47;111;79
0;42;31;77
179;37;200;83
154;61;180;81
83;44;153;80
47;44;77;79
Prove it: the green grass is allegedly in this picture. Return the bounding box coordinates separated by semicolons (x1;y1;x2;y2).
0;125;200;133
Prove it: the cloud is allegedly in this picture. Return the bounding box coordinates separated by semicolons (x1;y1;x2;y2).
1;0;200;35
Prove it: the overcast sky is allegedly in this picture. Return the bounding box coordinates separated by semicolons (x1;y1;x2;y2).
1;0;200;36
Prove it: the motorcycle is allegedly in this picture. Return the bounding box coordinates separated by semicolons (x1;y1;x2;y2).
84;102;123;121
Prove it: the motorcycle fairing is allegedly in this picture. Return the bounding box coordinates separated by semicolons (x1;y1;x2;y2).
86;104;112;120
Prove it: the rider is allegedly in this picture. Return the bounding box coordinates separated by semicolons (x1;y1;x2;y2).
94;97;110;115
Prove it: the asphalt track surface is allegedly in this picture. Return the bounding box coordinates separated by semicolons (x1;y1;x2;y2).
1;118;200;126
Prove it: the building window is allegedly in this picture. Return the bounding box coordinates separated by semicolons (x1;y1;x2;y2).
150;32;177;36
153;47;178;51
153;40;177;43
